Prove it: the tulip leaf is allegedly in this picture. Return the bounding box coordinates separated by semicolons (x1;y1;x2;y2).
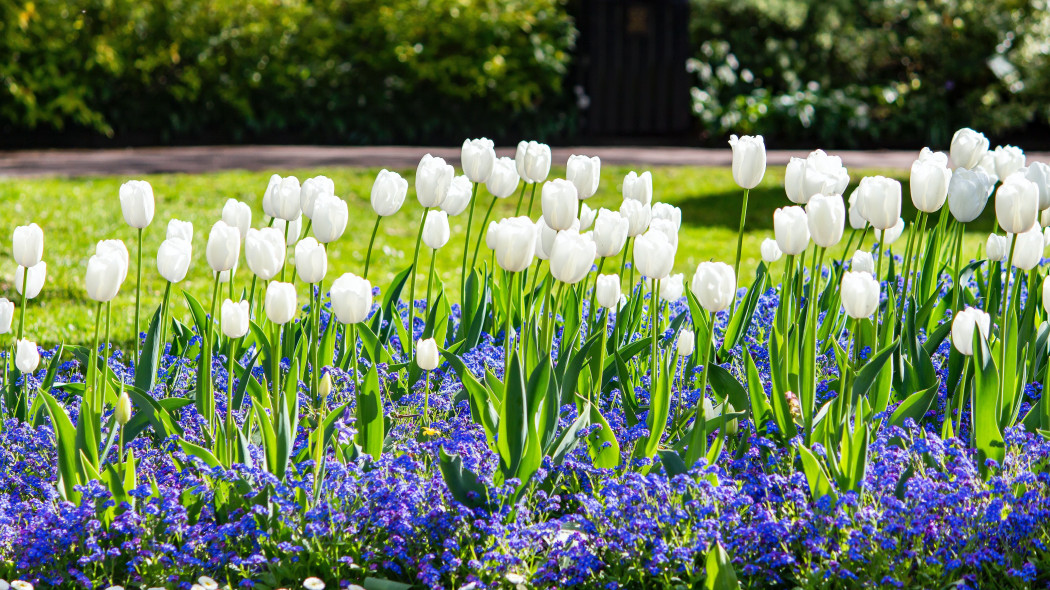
797;444;836;502
437;448;490;511
586;403;621;469
549;405;590;466
39;390;81;503
496;352;528;482
851;338;899;409
744;348;775;434
717;265;767;359
135;306;164;394
973;330;1005;479
442;351;499;448
703;542;741;590
888;382;939;429
707;364;749;419
356;363;385;460
179;439;222;469
641;353;673;460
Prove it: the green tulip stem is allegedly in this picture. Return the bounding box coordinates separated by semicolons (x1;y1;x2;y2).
513;182;528;216
873;241;886;353
271;320;282;410
102;302;112;405
593;308;608;403
362;216;383;279
406;207;430;362
89;302;102;410
134;227;143;364
952;222;966;313
618;237;633;294
460;183;480;297
470;196;499;271
225;342;236;467
349;323;360;396
838;228;858;270
423;370;431;426
684;310;715;466
424;249;437;332
311;280;322;405
280;222;291;282
585;257;607;329
999;233;1020;402
16;265;28;342
247;274;258;319
504;271;515;382
525;183;539;217
730;188;750;316
158;281;172;364
803;247;825;445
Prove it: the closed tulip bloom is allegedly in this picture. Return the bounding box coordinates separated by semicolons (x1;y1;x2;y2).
311;194;349;244
215;263;237;284
272;216;302;246
330;273;373;324
422;210;451;250
676;329;695;357
550;229;597;285
515;141;552;184
371;170;409;216
416;337;440;371
784;157;807;204
1012;224;1043;271
847;189;867;230
580;203;597;231
221;199;251;239
96;239;130;282
119;180;155;229
950;128;990;169
416;154;454;208
294;238;327;283
300;175;335;220
649;218;680;250
634;229;676;280
856;176;902;230
567;155;601;199
221;299;251;338
660;273;685;302
487;157;520;199
1025;162;1050;210
441;175;473;216
851;250;875;275
806;193;845;248
760;237;782;263
263;175;301;221
951;306;990;356
620;199;651;237
0;299;13;334
245;228;286;280
595;274;621;309
622;171;653;205
115;391;133;426
206;221;241;272
85;252;124;302
948;168;994;222
156;238;192;283
515;141;530;181
773;206;810;255
542;179;578;230
978;152;1000;185
15;339;39;373
801;150;850;202
692;262;736;313
651;202;682;230
265;281;297;325
15;262;45;299
461;138;496;183
594;208;629;257
492;217;537;272
874;218;905;246
986;233;1009;262
840;271;880;319
533;217;556;261
486;221;500;250
12;223;43;268
729;134;766;189
910;148;952;213
996;173;1040;234
166;218;194;243
993;145;1025;179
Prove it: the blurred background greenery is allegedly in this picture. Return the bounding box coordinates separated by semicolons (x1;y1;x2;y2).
1;0;1048;148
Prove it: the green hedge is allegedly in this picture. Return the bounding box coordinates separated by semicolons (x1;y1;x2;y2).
688;0;1050;147
0;0;576;145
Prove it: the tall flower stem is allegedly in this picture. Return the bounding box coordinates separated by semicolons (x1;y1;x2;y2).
158;280;172;367
280;222;291;282
102;302;112;405
802;247;826;445
460;183;480;297
730;188;750;316
618;238;633;293
685;310;714;464
525;183;539;217
513;182;528;216
16;265;28;341
998;234;1020;404
586;258;607;327
247;275;259;319
311;281;322;406
592;308;608;403
205;274;221;431
89;303;103;410
271;321;282;410
504;271;516;380
406;207;430;361
470;196;499;271
424;249;437;332
873;242;886;353
134;227;143;364
363;216;382;279
225;343;236;467
951;221;965;313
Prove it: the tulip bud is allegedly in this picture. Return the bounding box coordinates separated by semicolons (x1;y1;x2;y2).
978;152;1000;186
461;138;496;183
0;299;13;334
580;203;597;231
550;229;596;285
311;194;349;244
245;227;286;281
157;238;192;284
806;193;845;248
416;154;454;208
947;168;994;223
851;250;875;275
856;176;902;230
541;179;579;231
440;175;473;216
206;221;241;272
840;271;880;319
265;281;297;325
703;398;719;422
422;210;451;250
533;217;557;261
294;238;327;284
119;180;155;229
318;372;333;399
164;219;193;243
725;403;739;435
633;229;676;280
330;273;373;324
619;199;651;237
910;148;952;213
729;134;766;189
622;171;653;205
221;200;251;240
874;218;905;246
1012;224;1043;271
950;128;990;170
486;157;520;199
760;238;782;264
86;251;126;303
595;274;621;309
593;209;629;257
12;223;44;269
784;157;807;204
371;170;408;217
993;145;1025;179
691;261;736;313
115;390;133;426
986;233;1009;262
515;141;551;184
996;172;1040;234
651;203;682;230
847;189;867;230
676;329;695;357
14;339;39;373
15;262;45;300
492;217;537;272
272;216;302;246
1026;162;1050;211
416;338;440;371
221;299;251;338
567;154;601;200
801;150;850;203
649;218;679;250
951;306;990;356
660;273;685;302
773;206;810;255
262;175;302;221
300;175;335;220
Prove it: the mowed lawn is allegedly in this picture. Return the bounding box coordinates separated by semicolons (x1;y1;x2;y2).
0;163;1000;347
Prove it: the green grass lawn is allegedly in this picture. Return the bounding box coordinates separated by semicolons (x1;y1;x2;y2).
0;164;1000;347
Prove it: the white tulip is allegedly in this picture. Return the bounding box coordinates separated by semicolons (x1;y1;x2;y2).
595;274;621;309
951;306;990;356
874;218;905;246
157;238;192;283
910;148;952;213
660;273;685;302
541;179;578;230
95;239;130;283
416;337;440;371
293;238;327;284
580;203;597;231
221;299;251;338
801;150;850;203
691;262;736;313
416;154;454;208
856;176;902;230
15;339;39;373
300;175;335;220
330;273;373;324
847;189;867;230
311;194;349;244
948;168;994;223
115;390;133;425
651;202;682;230
272;216;302;246
516;141;551;184
851;250;875;275
245;227;286;280
620;199;651;237
0;299;14;334
441;175;473;216
486;157;520;199
773;206;810;255
840;271;880;319
371;170;408;216
728;134;766;189
86;251;125;302
676;329;695;357
622;171;653;205
119;180;155;229
593;208;629;257
986;233;1009;262
422;210;451;250
492;217;537;272
784;157;807;204
206;221;241;273
760;237;782;263
950;128;990;169
264;281;297;325
633;229;676;280
15;262;45;299
221;200;251;239
1043;275;1050;315
263;175;301;221
1026;162;1050;210
806;193;845;248
566;154;601;199
550;229;596;285
992;145;1025;179
996;172;1040;234
1012;224;1043;271
978;152;1000;186
461;138;496;183
12;223;43;268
